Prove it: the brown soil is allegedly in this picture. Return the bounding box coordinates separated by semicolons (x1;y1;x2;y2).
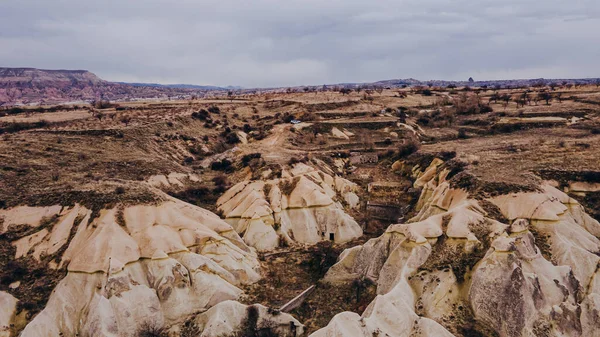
241;240;378;334
2;84;600;336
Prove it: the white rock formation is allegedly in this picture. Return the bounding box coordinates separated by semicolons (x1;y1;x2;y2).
147;172;201;188
1;197;262;337
331;127;354;140
195;300;303;337
312;158;600;337
217;163;363;251
0;205;62;234
0;292;18;337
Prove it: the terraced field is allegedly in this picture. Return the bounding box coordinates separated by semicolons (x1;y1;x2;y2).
1;84;600;337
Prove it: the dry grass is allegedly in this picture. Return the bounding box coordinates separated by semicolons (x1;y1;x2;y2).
2;83;600;336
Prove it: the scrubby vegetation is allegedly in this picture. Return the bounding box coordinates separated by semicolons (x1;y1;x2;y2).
3;81;600;336
136;322;167;337
0;120;49;134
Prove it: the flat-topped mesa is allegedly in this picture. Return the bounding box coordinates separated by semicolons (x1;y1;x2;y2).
216;163;363;251
0;67;104;84
0;196;266;337
313;158;600;337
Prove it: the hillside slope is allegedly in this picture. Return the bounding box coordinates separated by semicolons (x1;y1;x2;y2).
0;68;224;106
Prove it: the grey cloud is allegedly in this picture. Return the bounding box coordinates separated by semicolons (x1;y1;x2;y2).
0;0;599;87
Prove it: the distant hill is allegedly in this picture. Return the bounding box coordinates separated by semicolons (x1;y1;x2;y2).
117;82;242;91
0;68;104;85
262;77;600;94
350;77;600;89
0;67;227;106
2;67;599;106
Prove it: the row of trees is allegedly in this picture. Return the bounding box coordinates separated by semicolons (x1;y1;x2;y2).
489;91;561;107
440;80;600;92
273;79;600;97
282;84;389;95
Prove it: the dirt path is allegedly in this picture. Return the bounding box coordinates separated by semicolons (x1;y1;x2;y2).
239;124;308;164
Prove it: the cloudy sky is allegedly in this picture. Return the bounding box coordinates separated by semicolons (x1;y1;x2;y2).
1;0;599;87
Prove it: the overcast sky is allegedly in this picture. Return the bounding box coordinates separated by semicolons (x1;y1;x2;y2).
1;0;599;87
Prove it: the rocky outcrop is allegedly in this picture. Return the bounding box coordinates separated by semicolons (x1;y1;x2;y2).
147;172;202;188
313;158;600;337
0;67;220;106
0;197;263;336
0;292;18;337
217;163;363;251
331;127;354;140
194;300;303;337
313;236;454;337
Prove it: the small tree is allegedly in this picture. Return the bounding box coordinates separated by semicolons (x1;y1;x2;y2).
516;92;528;107
501;93;511;108
538;91;552;105
513;95;524;108
137;322;167;337
92;100;112;109
351;277;374;303
555;92;563;103
489;92;499;104
119;115;131;126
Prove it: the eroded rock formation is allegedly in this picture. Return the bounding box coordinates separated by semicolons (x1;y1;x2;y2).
0;292;17;337
217;163;363;251
313;158;600;337
195;301;303;337
0;196;304;336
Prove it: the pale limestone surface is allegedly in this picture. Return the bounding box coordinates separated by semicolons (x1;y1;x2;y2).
217;163;363;251
0;292;17;337
331;127;350;140
313;158;600;337
4;198;262;337
147;172;201;188
0;205;62;234
194;300;304;337
6;155;600;337
569;181;600;193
